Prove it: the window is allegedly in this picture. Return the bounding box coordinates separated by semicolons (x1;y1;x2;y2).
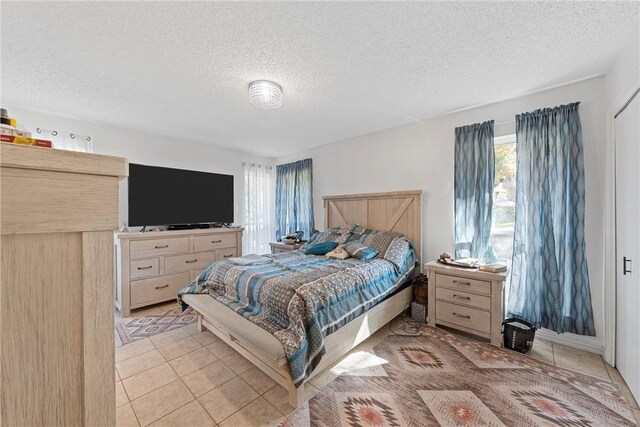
489;134;517;262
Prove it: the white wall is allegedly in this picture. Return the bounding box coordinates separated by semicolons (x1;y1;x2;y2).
277;76;608;352
8;107;274;226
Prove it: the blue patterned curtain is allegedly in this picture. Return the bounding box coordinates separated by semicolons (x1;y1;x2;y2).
454;120;495;258
275;158;315;240
507;103;595;336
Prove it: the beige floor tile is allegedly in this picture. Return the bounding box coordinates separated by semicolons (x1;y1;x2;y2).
219;396;283;427
198;377;259;423
206;341;237;359
170;347;219;377
527;340;554;365
116;403;140;427
240;367;277;394
605;363;639;408
633;408;640;425
116;338;155;363
191;329;221;346
553;344;610;381
123;363;179;400
262;384;318;416
149;399;216;427
131;379;194;427
183;361;237;397
116;381;130;407
117;349;166;379
621;382;640;409
221;353;254;375
116;369;121;382
182;323;200;336
158;337;203;361
606;363;625;385
116;332;123;347
150;328;191;348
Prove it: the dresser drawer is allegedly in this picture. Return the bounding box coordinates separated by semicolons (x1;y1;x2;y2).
130;258;159;280
435;287;491;310
130;237;189;259
165;251;217;275
436;300;491;334
435;273;491;295
216;247;237;260
193;234;237;252
130;272;190;306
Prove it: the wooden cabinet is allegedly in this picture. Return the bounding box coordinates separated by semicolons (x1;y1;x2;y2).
115;228;243;316
269;242;303;253
426;261;507;346
0;144;127;426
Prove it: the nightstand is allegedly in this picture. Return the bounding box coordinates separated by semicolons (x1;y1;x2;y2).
425;261;507;346
270;242;303;254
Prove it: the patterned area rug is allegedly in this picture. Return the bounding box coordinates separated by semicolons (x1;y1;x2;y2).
115;307;197;345
281;325;637;426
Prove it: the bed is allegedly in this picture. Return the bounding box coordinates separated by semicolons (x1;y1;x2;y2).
179;190;422;407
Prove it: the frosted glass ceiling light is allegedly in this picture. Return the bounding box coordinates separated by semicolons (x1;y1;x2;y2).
249;80;282;110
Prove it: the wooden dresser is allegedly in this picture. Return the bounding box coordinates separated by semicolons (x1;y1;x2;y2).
0;144;127;426
115;228;243;316
426;261;507;346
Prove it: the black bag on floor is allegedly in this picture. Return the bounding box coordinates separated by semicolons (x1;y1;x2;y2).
502;318;536;354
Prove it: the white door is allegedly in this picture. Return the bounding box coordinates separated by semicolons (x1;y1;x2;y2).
615;89;640;403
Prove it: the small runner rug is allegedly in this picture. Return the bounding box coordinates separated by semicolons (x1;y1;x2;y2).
280;324;637;426
115;307;197;345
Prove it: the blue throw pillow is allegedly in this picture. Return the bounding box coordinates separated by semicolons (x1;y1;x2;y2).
343;241;379;260
304;241;339;255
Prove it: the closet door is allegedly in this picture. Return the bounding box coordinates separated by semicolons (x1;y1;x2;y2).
615;89;640;403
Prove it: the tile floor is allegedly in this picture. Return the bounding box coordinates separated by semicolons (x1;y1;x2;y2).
116;302;640;426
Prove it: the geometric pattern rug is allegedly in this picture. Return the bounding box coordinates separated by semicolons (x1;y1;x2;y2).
115;307;196;345
280;324;637;426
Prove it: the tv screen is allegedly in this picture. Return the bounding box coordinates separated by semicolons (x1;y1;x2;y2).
128;164;234;227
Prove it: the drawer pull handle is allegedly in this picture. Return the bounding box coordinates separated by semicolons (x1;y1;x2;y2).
453;312;471;319
185;259;198;263
155;284;169;290
223;254;232;258
154;245;169;249
453;294;471;300
212;240;222;243
137;265;153;270
453;280;471;286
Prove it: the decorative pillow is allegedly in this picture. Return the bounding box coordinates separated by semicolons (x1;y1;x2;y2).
301;225;357;250
304;241;338;255
382;237;414;272
343;241;379;260
346;229;405;257
326;245;350;260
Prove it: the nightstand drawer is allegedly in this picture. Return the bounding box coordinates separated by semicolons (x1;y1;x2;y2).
435;273;491;295
436;287;491;310
436;300;491;334
130;258;159;280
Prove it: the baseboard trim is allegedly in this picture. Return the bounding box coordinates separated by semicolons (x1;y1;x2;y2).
536;329;604;355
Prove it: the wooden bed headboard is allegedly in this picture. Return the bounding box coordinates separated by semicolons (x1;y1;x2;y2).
323;190;422;266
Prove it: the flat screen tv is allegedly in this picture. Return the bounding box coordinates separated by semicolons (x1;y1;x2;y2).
128;163;234;227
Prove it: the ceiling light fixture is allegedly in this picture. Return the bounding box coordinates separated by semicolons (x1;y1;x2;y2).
248;80;283;110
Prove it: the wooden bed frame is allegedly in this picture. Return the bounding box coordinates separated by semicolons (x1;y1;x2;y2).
191;190;422;408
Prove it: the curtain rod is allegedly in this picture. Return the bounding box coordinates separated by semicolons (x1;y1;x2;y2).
494;119;515;126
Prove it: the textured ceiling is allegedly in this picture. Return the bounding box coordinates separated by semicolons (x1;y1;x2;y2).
1;2;638;157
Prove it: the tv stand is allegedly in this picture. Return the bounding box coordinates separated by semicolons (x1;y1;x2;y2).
114;227;243;316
